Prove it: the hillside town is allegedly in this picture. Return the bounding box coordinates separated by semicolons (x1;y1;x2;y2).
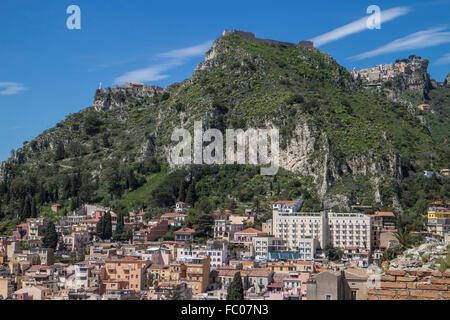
0;199;449;300
349;56;426;84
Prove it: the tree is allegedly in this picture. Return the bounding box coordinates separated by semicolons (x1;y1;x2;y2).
178;181;186;202
394;226;417;249
54;142;65;161
103;211;112;240
96;216;107;240
42;222;58;249
227;272;244;300
324;243;340;261
113;213;125;241
185;181;197;206
167;285;184;300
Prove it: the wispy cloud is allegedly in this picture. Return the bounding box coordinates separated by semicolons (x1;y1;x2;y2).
436;53;450;64
351;26;450;60
0;82;27;95
158;41;213;59
311;6;411;47
114;41;213;85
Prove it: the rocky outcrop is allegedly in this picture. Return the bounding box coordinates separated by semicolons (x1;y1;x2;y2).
352;58;432;106
94;83;163;112
445;72;450;87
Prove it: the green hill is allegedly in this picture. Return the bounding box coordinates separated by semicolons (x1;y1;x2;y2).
0;31;448;234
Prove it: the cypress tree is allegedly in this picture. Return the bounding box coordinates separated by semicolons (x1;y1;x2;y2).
227;272;244;300
31;197;37;218
114;213;124;240
96;216;105;239
178;181;186;202
104;211;112;239
185;181;196;206
42;222;58;249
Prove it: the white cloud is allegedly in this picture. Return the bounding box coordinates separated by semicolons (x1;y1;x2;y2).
158;41;213;59
436;53;450;64
311;6;411;47
351;27;450;60
114;41;213;85
0;82;27;95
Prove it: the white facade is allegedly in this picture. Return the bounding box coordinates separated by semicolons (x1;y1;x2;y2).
252;237;285;261
177;243;228;269
273;210;327;250
328;213;371;249
273;208;373;252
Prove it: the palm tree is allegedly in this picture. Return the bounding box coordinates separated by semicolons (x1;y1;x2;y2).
394;227;415;249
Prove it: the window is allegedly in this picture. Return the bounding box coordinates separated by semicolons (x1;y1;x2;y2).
325;295;331;300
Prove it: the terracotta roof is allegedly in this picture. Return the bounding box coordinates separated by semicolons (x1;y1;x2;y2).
161;213;187;218
35;285;51;291
267;282;284;288
81;218;99;223
174;228;195;234
235;227;265;234
121;256;138;260
375;211;395;217
273;201;298;205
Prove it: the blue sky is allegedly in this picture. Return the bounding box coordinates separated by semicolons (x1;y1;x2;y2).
1;0;450;161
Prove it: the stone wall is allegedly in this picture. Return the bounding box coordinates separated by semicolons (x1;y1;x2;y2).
367;269;450;300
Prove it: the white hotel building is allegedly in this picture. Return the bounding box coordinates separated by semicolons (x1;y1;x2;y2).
272;203;372;252
328;212;371;249
273;210;327;250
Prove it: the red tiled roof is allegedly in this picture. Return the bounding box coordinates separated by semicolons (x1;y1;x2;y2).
273;200;298;205
375;211;395;217
267;282;284;288
81;218;99;223
174;228;195;234
235;228;265;234
161;213;187;218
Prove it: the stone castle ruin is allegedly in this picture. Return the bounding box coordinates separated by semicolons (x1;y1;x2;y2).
222;29;314;48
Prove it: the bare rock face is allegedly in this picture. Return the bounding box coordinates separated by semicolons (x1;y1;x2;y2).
445;72;450;87
94;83;163;112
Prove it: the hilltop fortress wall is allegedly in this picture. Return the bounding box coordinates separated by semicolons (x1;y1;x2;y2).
222;29;313;48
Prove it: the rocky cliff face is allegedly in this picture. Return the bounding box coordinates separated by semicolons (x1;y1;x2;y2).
445;72;450;87
383;60;432;106
94;83;163;112
354;58;432;107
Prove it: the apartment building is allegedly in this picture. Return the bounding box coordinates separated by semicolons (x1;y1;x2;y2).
213;219;244;241
103;257;150;291
176;241;228;269
252;237;286;261
273;210;327;250
427;203;450;238
328;213;372;250
184;256;211;294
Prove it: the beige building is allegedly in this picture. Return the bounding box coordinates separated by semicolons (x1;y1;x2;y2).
103;258;150;291
262;219;273;235
0;278;14;299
